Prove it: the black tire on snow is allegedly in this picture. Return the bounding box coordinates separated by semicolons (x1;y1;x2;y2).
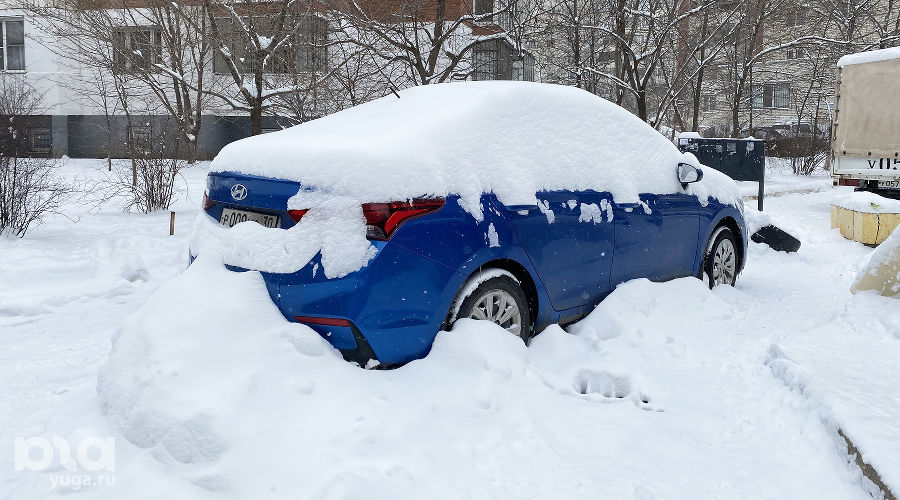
704;228;739;288
453;275;533;343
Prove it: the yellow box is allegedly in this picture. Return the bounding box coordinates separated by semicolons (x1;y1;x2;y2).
831;205;900;245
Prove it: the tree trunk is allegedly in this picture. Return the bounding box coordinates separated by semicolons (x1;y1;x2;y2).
692;66;704;132
187;139;198;164
250;106;263;136
691;12;709;132
573;0;581;88
731;103;740;138
636;87;648;123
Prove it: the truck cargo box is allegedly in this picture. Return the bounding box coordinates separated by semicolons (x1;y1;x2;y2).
831;48;900;192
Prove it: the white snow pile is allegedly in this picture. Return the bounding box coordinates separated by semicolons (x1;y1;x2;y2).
740;206;802;236
832;190;900;213
838;46;900;67
189;195;377;277
676;131;703;140
95;263;869;499
767;288;900;495
211;82;739;216
852;225;900;297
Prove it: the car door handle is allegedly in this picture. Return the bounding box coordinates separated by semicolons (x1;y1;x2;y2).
618;202;640;213
505;204;539;213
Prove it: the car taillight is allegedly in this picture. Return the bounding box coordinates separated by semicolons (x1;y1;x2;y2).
203;191;217;211
288;209;309;222
362;198;445;240
294;316;352;327
838;178;859;187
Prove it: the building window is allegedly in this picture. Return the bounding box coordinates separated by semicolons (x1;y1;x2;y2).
786;48;805;59
474;0;494;19
28;128;51;153
113;27;162;72
0;18;25;71
213;15;327;75
126;124;152;153
473;43;497;81
294;16;327;73
752;83;790;109
472;40;532;81
510;53;534;81
702;94;716;111
786;12;806;27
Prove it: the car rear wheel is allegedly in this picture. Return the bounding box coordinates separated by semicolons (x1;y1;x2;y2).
453;274;532;342
704;228;738;287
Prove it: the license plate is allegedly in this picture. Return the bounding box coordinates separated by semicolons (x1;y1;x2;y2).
219;208;280;228
879;180;900;189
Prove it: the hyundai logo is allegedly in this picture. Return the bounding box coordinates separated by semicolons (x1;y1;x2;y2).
231;184;248;201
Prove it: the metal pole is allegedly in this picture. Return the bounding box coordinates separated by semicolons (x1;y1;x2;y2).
170;211;175;236
758;169;764;211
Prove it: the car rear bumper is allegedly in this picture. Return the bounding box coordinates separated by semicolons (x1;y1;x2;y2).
252;240;459;366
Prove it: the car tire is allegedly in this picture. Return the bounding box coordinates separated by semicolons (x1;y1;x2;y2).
704;227;739;287
452;274;533;342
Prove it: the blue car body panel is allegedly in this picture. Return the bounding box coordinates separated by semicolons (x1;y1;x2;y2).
611;193;701;285
200;169;747;365
503;190;615;312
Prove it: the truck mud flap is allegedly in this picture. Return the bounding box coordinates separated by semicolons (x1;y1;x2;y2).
751;225;801;253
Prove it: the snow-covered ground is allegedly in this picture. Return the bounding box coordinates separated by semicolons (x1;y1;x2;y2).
737;157;833;200
1;159;897;499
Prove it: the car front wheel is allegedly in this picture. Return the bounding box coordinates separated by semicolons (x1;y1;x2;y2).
705;228;738;287
453;274;532;342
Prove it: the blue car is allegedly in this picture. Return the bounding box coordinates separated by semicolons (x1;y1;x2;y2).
200;165;746;367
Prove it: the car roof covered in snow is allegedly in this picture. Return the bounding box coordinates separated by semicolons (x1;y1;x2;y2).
211;81;735;214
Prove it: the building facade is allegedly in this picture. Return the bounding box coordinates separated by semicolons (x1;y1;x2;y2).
0;0;535;160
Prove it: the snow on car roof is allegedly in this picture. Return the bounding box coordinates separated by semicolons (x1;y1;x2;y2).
837;46;900;67
211;82;734;216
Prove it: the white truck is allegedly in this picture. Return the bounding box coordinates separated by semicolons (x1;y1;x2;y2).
830;47;900;194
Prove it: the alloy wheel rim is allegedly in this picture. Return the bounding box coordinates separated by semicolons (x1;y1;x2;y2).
468;290;522;336
712;238;736;286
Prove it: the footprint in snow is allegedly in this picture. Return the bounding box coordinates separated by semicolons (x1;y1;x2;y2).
571;369;662;412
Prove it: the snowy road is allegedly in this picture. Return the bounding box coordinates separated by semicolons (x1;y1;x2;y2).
0;160;897;499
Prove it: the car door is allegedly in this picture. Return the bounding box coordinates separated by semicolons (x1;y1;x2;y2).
610;192;700;286
501;190;614;311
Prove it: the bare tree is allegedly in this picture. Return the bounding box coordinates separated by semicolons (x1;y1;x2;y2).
0;76;71;237
22;0;213;162
272;37;393;121
194;0;336;134
540;0;730;130
336;0;511;86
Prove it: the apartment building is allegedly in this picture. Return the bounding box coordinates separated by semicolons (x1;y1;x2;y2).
0;0;535;159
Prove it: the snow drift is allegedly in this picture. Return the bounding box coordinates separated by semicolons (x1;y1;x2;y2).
852;225;900;297
95;262;867;499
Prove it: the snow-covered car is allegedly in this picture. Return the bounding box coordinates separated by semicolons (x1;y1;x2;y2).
191;82;747;366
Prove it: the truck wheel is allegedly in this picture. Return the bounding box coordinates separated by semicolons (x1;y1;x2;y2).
453;274;532;342
704;228;738;287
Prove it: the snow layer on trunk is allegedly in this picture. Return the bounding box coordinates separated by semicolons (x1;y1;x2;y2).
189;196;377;277
210;82;737;211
